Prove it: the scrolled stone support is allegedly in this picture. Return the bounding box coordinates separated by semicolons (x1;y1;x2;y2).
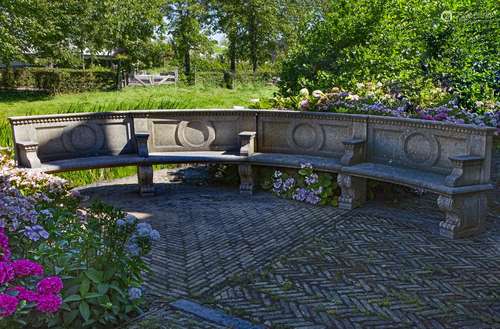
238;131;256;195
16;141;42;168
444;155;484;187
437;193;487;239
137;164;154;196
337;174;367;210
340;139;366;166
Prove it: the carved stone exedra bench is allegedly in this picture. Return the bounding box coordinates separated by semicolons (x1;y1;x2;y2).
9;109;496;239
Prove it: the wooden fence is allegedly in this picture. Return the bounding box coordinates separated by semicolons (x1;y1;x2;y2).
129;70;179;87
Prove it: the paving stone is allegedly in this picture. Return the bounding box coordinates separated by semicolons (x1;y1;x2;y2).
80;168;500;329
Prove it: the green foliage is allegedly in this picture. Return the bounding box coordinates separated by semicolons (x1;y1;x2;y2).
35;201;152;328
0;68;117;94
268;165;339;207
279;0;499;107
0;0;165;67
207;164;240;186
164;0;212;81
1;151;157;328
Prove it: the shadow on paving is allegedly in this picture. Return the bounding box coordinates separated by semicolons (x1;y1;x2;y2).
79;170;500;329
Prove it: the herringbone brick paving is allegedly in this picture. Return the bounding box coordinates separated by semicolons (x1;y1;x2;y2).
80;168;500;329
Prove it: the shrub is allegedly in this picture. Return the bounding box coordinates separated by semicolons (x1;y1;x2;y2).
0;68;117;94
279;0;499;109
271;86;499;131
268;163;339;206
0;149;159;328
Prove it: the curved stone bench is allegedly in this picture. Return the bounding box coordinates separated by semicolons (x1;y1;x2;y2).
9;109;496;239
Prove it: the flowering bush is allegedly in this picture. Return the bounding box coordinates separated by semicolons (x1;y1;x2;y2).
272;85;499;132
0;149;160;328
270;163;339;206
0;227;63;328
0;149;68;248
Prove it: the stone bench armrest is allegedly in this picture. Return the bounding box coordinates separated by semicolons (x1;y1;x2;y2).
239;131;256;156
341;138;366;166
445;155;485;187
16;141;42;168
135;133;150;157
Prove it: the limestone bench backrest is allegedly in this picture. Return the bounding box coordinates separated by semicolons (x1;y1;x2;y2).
10;112;137;167
132;110;257;153
9;110;496;186
256;111;366;158
366;116;495;183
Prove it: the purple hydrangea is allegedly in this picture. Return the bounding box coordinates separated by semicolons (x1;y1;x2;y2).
23;225;49;241
128;287;142;300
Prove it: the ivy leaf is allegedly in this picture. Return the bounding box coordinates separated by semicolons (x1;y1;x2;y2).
79;301;90;322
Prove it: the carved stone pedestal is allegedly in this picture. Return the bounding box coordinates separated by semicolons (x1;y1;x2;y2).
238;164;254;195
137;164;154;196
337;174;367;210
437;193;487;239
238;131;256;195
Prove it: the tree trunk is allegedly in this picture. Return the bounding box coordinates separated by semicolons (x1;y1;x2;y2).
229;32;237;75
248;13;258;73
184;48;193;84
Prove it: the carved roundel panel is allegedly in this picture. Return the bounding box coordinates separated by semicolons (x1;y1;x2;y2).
177;120;215;148
62;123;104;154
401;131;440;166
287;122;324;151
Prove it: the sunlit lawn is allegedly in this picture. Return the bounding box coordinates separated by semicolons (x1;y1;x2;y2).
0;83;276;185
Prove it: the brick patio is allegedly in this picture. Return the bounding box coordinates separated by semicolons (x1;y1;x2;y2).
80;168;500;329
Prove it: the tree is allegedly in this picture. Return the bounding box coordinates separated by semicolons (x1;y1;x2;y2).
164;0;210;83
0;0;165;67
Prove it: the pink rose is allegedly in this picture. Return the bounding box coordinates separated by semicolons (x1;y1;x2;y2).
12;259;44;277
36;294;62;313
36;276;63;295
0;294;18;317
0;262;14;285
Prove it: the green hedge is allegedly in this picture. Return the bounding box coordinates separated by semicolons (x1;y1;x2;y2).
0;68;117;94
188;70;277;87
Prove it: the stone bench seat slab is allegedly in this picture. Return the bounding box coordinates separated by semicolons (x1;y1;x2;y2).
9;109;497;239
143;151;248;165
39;155;147;173
249;153;342;173
342;162;494;195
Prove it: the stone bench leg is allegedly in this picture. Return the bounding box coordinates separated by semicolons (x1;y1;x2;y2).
137;164;154;196
437;193;487;239
337;174;367;210
238;164;254;195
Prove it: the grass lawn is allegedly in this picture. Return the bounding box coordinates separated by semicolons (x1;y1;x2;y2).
0;83;276;185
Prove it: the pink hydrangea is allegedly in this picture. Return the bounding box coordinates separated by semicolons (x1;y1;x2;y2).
0;262;14;285
12;259;44;277
8;286;39;303
36;294;62;313
0;294;19;317
36;276;63;295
